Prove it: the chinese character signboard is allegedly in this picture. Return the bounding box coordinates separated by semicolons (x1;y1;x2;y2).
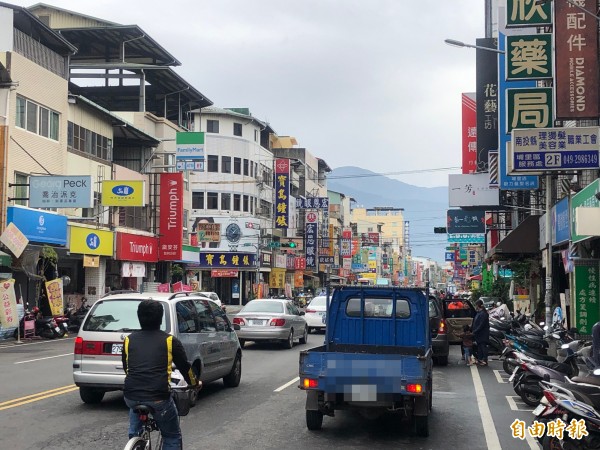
270;268;286;288
506;34;553;80
305;211;318;269
449;173;500;207
553;197;570;245
29;175;93;208
0;222;28;258
296;197;329;209
447;233;486;244
555;0;599;119
199;252;256;269
0;279;18;329
510;127;600;172
447;210;485;234
45;278;64;316
506;87;553;132
476;38;499;171
462;92;477;174
498;32;539;190
211;269;239;278
159;172;184;260
275;159;290;229
573;259;600;334
318;256;335;265
101;180;145;206
196;223;221;243
506;0;552;27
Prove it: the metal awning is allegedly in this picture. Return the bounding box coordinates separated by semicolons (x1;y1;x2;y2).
486;215;541;259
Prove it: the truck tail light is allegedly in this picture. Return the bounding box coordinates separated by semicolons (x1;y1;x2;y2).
302;378;318;389
407;384;422;393
270;318;286;327
438;319;446;335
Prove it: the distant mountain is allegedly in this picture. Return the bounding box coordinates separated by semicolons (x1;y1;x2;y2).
328;166;449;263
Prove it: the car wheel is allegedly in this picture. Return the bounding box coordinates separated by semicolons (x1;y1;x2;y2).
436;355;448;366
283;329;294;349
299;326;308;345
223;353;242;388
238;339;246;349
79;387;105;404
306;410;323;430
307;326;313;334
413;414;429;437
190;363;201;406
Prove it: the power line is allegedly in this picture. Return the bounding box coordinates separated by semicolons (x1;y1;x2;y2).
328;167;460;180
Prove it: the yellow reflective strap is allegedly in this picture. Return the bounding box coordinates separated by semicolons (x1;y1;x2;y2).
123;336;130;374
166;335;173;383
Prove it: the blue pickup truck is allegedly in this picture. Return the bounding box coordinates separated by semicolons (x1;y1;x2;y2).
299;286;432;436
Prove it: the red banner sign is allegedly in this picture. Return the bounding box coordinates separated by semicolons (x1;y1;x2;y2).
294;257;306;270
555;0;599;119
462;92;477;174
116;232;158;262
159;173;184;260
211;269;239;278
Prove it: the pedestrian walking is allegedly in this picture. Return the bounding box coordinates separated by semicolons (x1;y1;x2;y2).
472;299;490;366
457;324;474;365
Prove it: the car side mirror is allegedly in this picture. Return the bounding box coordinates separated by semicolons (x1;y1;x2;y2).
233;324;241;331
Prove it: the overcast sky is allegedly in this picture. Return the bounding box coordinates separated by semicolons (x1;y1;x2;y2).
16;0;485;187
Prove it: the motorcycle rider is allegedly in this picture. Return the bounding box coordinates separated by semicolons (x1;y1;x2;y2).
122;300;200;450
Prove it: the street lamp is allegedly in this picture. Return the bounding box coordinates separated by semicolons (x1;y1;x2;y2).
443;39;505;54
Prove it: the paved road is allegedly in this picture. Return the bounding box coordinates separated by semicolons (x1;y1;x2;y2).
0;337;541;449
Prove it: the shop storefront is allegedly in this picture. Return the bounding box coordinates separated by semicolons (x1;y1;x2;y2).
5;206;68;311
196;251;257;305
68;224;114;303
115;231;158;291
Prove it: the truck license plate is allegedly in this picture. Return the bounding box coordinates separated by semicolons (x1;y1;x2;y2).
508;366;519;382
112;343;123;355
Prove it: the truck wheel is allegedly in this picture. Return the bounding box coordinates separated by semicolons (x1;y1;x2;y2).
306;410;323;430
414;415;429;437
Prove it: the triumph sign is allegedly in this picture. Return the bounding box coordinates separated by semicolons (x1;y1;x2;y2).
159;173;184;260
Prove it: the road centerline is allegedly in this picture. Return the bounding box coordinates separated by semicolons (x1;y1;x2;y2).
470;365;502;450
274;377;300;392
14;353;74;364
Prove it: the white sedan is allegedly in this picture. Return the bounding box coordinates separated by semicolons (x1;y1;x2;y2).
304;296;329;333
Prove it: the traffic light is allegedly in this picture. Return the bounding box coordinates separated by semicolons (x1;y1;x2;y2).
280;241;297;248
434;227;447;234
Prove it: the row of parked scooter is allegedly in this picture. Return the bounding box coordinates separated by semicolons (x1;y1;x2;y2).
491;313;600;449
13;299;90;340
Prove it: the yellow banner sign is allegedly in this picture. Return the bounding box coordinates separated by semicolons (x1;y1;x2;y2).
368;260;377;269
101;180;145;206
270;268;286;288
0;279;18;328
69;226;114;256
45;278;63;316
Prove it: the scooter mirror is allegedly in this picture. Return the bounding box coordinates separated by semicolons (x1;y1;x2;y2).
594;369;600;376
539;321;545;326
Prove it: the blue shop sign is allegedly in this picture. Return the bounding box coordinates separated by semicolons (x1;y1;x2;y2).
6;206;67;246
198;252;257;269
553;197;570;245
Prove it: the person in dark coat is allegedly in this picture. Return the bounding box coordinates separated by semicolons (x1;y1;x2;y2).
472;299;490;366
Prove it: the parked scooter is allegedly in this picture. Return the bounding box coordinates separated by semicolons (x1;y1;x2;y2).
66;298;90;332
32;307;61;339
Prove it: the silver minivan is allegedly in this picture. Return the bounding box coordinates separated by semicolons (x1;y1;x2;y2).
73;291;242;404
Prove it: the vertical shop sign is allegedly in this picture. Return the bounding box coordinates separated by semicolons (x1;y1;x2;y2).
305;211;318;269
555;0;599;119
159;172;184;260
462;93;477;174
476;37;499;172
573;260;600;334
274;159;290;229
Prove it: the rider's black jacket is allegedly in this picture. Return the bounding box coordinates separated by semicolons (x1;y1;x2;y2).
122;329;197;401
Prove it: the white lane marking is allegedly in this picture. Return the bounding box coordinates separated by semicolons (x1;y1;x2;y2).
0;337;74;349
525;430;541;450
506;395;534;412
15;353;74;365
493;369;508;384
274;377;300;392
471;365;502;450
507;395;520;411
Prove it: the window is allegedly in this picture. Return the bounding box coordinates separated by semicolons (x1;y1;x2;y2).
444;301;475;319
243;159;249;176
233;123;242;137
83;192;102;219
176;300;198;333
194;300;217;332
67;121;110;159
209;303;230;331
207;155;218;172
250;162;254;177
222;156;231;173
254;129;259;142
221;193;231;210
346;297;411;318
206;119;219;133
83;300;168;332
234;157;241;175
192;192;204;209
243;195;249;212
13;173;28;206
183;209;189;240
233;194;241;211
15;96;59;141
250;196;254;214
207;192;218;209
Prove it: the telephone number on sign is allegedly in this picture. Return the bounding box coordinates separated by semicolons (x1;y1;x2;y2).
514;151;600;170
